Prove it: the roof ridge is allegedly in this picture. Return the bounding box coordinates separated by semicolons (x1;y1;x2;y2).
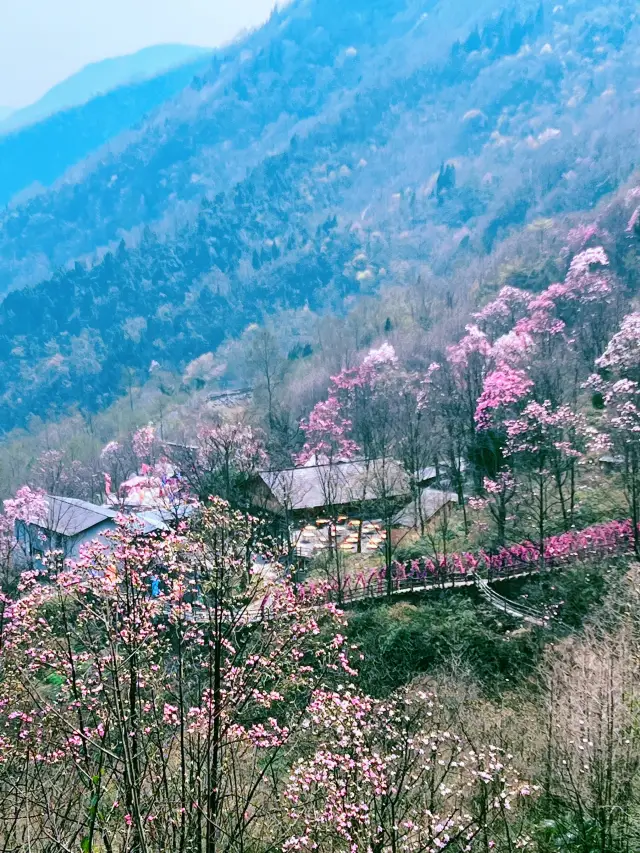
47;494;116;513
260;457;403;475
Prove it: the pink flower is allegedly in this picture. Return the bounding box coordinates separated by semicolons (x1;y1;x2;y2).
475;366;533;430
447;325;492;368
132;426;156;462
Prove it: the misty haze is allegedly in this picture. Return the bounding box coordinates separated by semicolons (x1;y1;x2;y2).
1;2;640;852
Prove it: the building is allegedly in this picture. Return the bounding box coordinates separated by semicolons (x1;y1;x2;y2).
254;457;411;520
391;489;458;545
599;454;625;474
105;464;195;523
15;495;168;564
414;460;466;489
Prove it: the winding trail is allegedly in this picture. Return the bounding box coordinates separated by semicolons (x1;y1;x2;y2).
472;575;547;627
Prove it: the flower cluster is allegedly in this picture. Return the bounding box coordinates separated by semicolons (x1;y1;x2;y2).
283;688;535;852
132;424;157;462
475;366;534;430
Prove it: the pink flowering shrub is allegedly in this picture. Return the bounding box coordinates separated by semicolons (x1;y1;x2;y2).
337;519;634;598
283;688;535;852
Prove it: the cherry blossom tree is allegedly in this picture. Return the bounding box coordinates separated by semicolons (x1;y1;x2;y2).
475;366;534;432
296;396;359;467
132;425;158;465
297;395;360;602
418;329;492;515
176;421;268;507
100;439;135;495
446;324;493;435
303;344;410;596
428;361;471;520
0;485;48;590
398;363;442;534
519;247;618;384
34;449;91;499
597;312;640;380
473;285;531;340
483;471;518;548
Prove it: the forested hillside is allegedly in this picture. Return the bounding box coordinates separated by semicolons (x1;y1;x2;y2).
1;0;640;432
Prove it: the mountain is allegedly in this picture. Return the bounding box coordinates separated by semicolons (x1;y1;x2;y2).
0;54;214;209
0;108;12;123
0;0;639;432
0;43;211;134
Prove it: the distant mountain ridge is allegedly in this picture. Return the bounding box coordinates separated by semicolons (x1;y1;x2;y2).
0;53;214;209
0;0;639;432
0;43;211;134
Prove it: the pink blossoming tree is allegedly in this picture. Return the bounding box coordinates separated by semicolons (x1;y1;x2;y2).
283;688;535;852
475;365;534;432
132;425;158;465
173;421;268;508
505;401;594;552
594;314;640;554
0;486;48;590
0;499;359;853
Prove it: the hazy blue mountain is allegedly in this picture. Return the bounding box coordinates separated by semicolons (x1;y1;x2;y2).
0;0;639;431
0;54;214;209
0;43;211;134
0;108;12;122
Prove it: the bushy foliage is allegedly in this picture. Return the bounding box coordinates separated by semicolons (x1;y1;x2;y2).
347;597;546;697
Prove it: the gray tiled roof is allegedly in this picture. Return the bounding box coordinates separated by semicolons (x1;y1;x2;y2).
42;496;118;537
259;459;410;512
392;489;458;528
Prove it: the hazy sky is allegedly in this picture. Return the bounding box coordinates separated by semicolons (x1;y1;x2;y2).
0;0;278;108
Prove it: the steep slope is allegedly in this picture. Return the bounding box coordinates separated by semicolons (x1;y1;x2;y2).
0;54;214;209
0;44;211;134
0;0;502;291
0;0;639;432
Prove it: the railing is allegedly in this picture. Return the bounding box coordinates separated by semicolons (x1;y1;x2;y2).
309;518;635;609
161;519;636;625
473;575;548;626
